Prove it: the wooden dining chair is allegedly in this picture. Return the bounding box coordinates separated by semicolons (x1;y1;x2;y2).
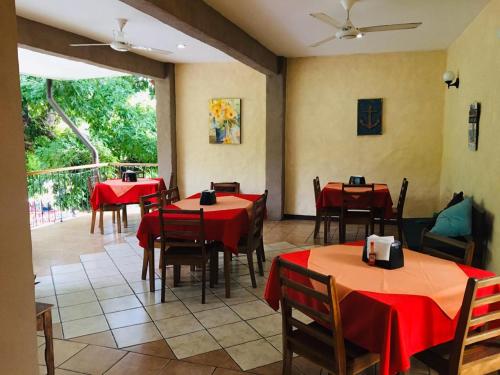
276;257;380;375
313;177;340;243
168;172;176;189
340;184;375;243
380;178;408;242
210;181;240;194
87;175;124;234
139;191;164;279
164;186;180;203
158;208;217;304
415;276;500;375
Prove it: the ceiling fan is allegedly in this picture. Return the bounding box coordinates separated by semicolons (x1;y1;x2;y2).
310;0;422;47
70;18;172;55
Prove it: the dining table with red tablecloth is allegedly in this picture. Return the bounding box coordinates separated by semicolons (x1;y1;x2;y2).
90;177;166;211
264;241;497;375
136;192;262;296
317;182;394;219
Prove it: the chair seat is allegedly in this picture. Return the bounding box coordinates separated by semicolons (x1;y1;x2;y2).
289;322;379;374
415;339;500;375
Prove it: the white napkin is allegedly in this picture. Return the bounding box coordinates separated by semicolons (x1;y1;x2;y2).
366;235;395;261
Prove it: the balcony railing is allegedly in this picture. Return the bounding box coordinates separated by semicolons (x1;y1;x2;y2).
27;162;158;228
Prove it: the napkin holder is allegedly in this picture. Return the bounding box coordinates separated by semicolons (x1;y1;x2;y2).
200;190;217;205
122;170;137;182
362;239;404;270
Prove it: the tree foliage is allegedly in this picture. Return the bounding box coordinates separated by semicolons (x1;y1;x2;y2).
21;75;157;171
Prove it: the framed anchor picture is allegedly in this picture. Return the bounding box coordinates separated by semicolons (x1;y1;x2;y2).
357;98;383;136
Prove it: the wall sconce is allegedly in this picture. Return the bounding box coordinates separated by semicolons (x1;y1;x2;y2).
443;71;459;89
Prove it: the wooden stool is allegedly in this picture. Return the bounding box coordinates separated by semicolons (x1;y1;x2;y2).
36;302;54;375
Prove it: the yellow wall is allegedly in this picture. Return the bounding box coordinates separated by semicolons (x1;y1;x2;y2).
0;1;38;373
285;51;446;217
175;62;266;196
440;0;500;271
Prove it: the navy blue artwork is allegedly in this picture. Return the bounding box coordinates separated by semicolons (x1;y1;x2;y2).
357;98;382;135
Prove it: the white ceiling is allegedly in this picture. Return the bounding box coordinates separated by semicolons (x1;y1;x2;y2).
15;0;233;64
205;0;491;57
18;48;127;80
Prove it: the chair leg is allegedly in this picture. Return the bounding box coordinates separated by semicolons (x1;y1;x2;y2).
365;225;369;237
314;213;321;238
141;248;148;280
247;252;257;288
90;210;96;234
122;205;128;228
380;218;385;236
323;216;329;244
282;347;293;375
190;265;196;272
256;249;264;277
201;263;206;304
259;238;266;262
370;220;375;236
173;265;181;287
209;252;216;289
398;220;404;244
99;208;104;234
161;255;166;303
112;210;116;224
116;208;121;233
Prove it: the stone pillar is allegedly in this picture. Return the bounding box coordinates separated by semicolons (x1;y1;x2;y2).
0;1;38;373
265;59;287;220
155;63;177;187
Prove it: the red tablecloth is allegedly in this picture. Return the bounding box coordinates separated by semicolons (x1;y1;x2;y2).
136;192;261;253
264;243;496;375
90;178;166;211
317;182;393;218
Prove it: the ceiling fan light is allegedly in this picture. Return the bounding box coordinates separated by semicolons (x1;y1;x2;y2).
356;32;363;38
110;41;129;52
177;43;186;49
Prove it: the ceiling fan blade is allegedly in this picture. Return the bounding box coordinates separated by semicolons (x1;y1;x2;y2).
310;12;343;29
359;22;422;33
70;43;111;47
130;45;172;55
309;35;337;48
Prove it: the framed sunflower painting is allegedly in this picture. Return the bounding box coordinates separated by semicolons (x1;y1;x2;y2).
209;98;241;144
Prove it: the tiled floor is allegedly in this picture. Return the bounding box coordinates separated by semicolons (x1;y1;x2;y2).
33;211;430;374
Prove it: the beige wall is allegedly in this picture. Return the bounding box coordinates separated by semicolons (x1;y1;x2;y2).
175;62;266;196
0;1;38;373
440;0;500;271
285;51;446;217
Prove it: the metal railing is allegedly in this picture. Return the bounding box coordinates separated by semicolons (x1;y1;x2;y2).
27;162;158;228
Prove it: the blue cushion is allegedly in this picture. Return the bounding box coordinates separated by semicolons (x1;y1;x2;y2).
430;198;472;237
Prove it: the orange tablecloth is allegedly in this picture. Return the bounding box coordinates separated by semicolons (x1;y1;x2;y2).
90;178;165;210
264;244;497;375
316;182;393;218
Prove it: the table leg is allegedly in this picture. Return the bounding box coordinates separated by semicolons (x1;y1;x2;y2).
224;248;231;298
147;235;155;292
43;310;54;375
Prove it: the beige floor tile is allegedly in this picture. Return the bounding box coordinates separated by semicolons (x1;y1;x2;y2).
145;301;189;320
52;263;84;275
62;315;109;339
112;322;162;348
136;289;177;306
59;301;102;322
55;279;92;295
57;290;97;308
214;288;257;306
265;334;282;353
158;360;215;375
100;294;142;313
225;339;282;371
53;271;88;284
89;275;126;289
208;321;261;348
170;285;208;299
59;344;126;374
106;307;151;329
95;284;133;300
80;252;110;262
156;314;204;338
230;300;275;320
194;306;241;329
166;330;221;359
182;294;225;313
123;339;176;359
106;351;170;374
183;349;241;370
246;314;282;337
129;279;162;294
38;339;87;367
69;330;117;348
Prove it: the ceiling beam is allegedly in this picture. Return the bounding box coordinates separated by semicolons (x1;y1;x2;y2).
119;0;280;75
16;17;169;79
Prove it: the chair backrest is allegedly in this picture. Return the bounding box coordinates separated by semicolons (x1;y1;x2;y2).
449;276;500;374
245;191;268;251
210;181;240;194
139;191;163;218
162;186;180;205
87;174;100;195
168;172;176;189
313;176;321;202
277;257;347;374
341;183;375;212
158;208;206;255
117;166;145;179
396;178;409;219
